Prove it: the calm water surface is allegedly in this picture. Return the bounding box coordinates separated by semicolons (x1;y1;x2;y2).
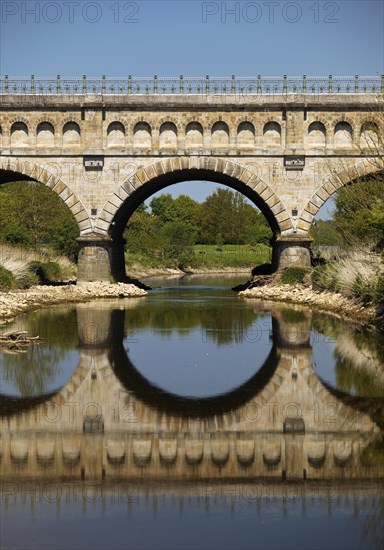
0;275;383;550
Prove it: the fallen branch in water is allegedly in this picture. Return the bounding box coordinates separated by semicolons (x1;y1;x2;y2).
0;331;42;353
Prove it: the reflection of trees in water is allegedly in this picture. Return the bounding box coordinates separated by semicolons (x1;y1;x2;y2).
123;293;263;345
2;346;64;397
312;314;384;398
334;351;384;398
279;307;308;324
3;297;384;399
1;309;78;397
18;309;78;349
356;491;384;550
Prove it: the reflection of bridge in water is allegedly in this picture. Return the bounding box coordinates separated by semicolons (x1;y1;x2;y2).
1;302;383;486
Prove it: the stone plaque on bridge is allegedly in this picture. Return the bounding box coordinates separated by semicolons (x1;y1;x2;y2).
83;156;104;170
284;156;305;170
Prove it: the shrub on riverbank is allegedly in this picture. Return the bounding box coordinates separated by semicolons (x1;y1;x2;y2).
27;261;62;283
280;267;308;285
0;266;16;290
0;245;76;287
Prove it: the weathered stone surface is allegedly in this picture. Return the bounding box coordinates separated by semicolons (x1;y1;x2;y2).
0;92;382;279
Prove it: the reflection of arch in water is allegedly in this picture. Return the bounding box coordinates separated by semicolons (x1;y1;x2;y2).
110;308;283;416
0;392;57;417
110;340;280;418
0;305;382;427
316;377;384;429
0;307;281;420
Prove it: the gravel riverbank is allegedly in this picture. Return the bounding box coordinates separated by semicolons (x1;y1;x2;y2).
238;284;379;327
0;282;148;324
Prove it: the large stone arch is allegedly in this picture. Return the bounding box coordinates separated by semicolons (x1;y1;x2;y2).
301;158;384;232
0;157;91;234
96;157;292;238
81;157;294;281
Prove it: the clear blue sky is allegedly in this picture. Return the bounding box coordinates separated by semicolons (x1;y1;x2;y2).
1;0;383;217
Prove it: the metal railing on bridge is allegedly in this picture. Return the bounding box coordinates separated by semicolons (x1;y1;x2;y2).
1;75;383;96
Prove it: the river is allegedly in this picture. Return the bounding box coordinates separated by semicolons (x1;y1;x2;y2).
0;275;383;550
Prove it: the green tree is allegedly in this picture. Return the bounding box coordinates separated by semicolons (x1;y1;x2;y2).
149;193;176;225
173;194;201;235
310;219;344;247
0;181;79;259
124;203;165;254
123;188;272;263
242;204;272;245
332;179;384;250
160;220;196;268
199;188;239;244
199;188;272;245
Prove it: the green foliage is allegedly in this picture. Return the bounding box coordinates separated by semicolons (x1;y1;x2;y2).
375;274;384;306
310;219;344;247
280;308;307;323
198;188;272;245
311;263;345;292
312;255;384;306
124;207;164;254
124;188;273;270
16;271;39;289
0;266;15;290
0;181;79;259
125;244;271;271
27;261;62;283
41;261;62;282
149;193;177;225
161;220;196;269
333;179;384;250
352;274;375;304
280;267;307;285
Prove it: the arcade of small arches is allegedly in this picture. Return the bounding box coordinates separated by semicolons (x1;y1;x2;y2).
0;119;380;151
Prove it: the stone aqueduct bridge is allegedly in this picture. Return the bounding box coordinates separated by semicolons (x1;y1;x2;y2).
0;76;383;281
1;302;383;484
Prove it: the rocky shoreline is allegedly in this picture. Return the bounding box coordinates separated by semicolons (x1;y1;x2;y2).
238;284;379;327
0;282;148;324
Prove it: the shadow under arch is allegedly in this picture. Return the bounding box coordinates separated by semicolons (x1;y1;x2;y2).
100;162;289;240
0;158;90;234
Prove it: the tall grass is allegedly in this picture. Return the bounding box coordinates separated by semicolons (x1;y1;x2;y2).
312;249;384;304
0;244;76;286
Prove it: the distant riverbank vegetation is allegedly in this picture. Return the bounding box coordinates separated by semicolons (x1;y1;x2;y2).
124;188;273;271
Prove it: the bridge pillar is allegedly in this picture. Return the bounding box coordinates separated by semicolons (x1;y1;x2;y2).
76;233;126;283
272;236;312;271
